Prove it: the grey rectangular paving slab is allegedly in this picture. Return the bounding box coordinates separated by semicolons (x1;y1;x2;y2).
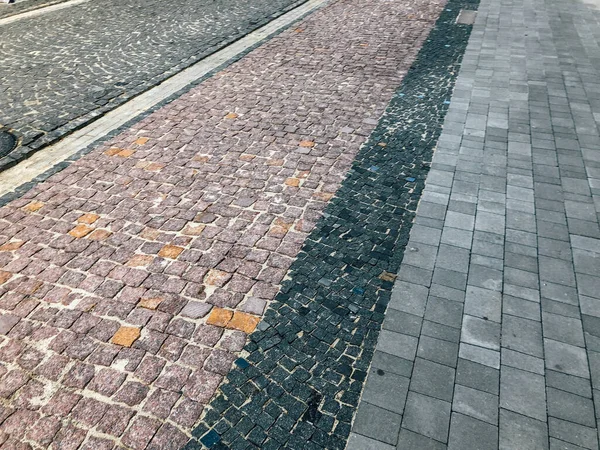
349;0;600;444
353;402;403;445
448;412;498;450
360;369;410;414
452;384;498;425
402;392;451;443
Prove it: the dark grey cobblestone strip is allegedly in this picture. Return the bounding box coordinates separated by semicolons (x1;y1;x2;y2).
186;1;478;448
0;0;307;171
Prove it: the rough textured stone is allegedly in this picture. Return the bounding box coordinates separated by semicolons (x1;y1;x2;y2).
68;225;94;238
0;241;24;251
77;213;100;224
23;201;44;212
180;301;212;319
206;308;233;328
138;297;163;310
111;327;141;347
226;311;260;333
158;245;184;259
0;314;19;335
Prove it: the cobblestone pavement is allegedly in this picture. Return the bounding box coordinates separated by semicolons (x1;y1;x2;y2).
350;0;600;446
0;0;303;169
0;0;448;447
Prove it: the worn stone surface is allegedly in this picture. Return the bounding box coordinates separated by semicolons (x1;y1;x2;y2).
206;309;234;328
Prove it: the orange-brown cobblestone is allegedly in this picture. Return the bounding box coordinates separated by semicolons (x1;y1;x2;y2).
68;224;94;238
206;308;234;327
227;311;260;333
111;327;141;347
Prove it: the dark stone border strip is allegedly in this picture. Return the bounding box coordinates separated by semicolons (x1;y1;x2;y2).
186;0;479;448
0;0;310;173
0;0;323;209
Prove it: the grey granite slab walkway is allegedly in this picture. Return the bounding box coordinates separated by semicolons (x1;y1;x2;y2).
348;0;600;447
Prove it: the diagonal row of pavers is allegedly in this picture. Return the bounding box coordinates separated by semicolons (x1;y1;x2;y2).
349;0;600;447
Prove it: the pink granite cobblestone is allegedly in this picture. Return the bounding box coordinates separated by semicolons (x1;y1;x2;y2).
0;0;444;446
